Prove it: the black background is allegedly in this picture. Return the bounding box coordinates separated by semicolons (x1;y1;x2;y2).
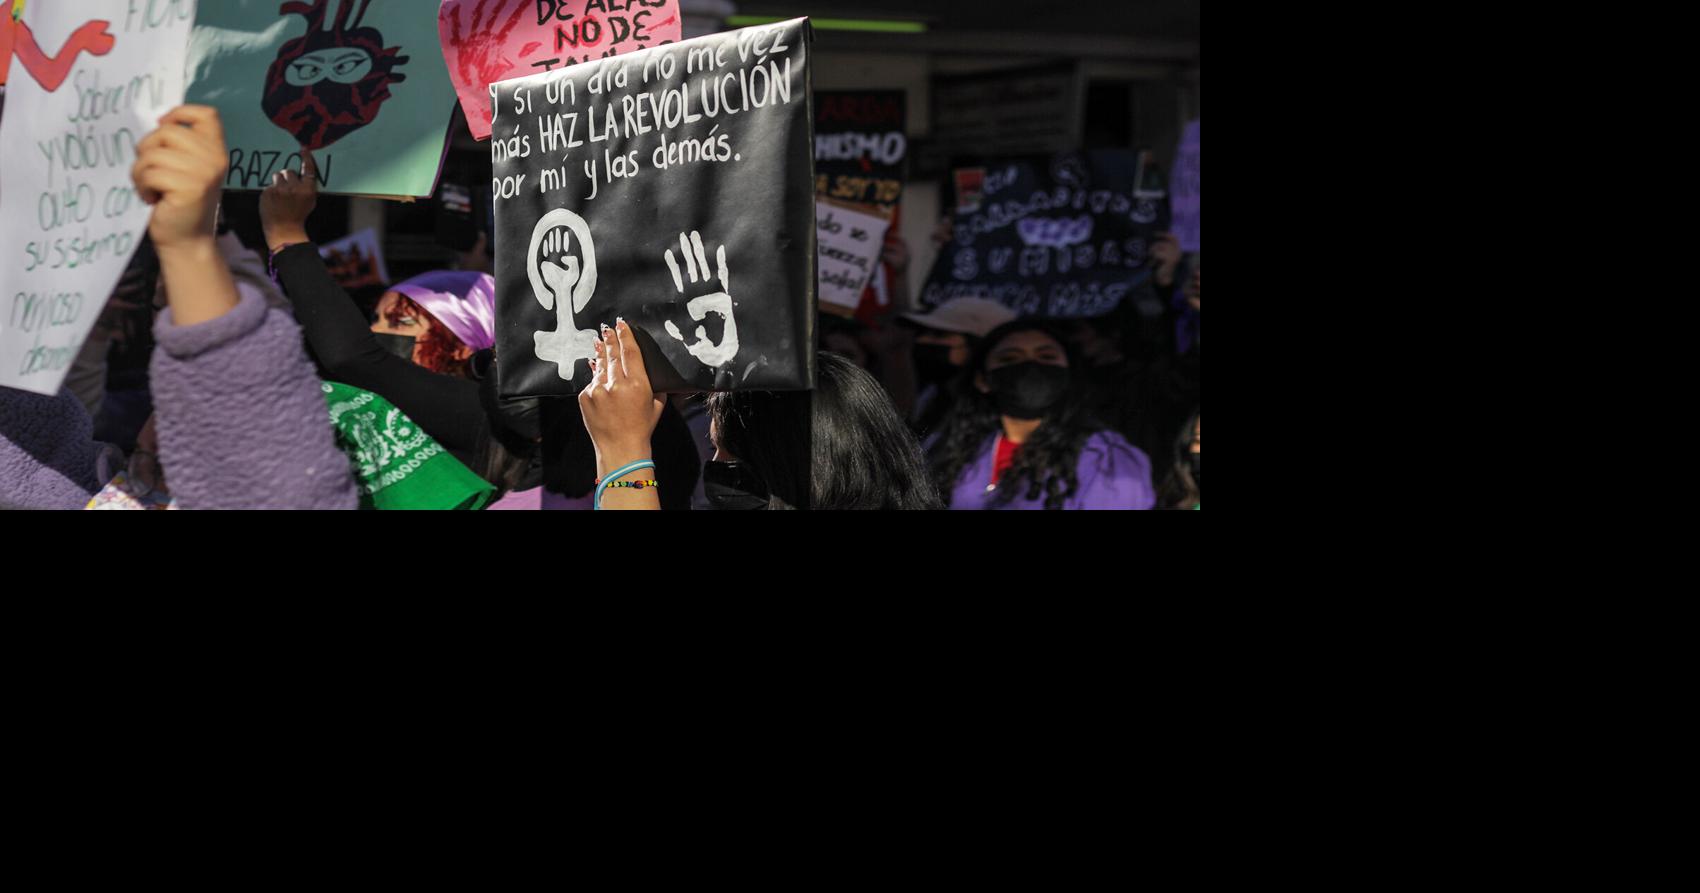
492;19;816;399
814;89;906;209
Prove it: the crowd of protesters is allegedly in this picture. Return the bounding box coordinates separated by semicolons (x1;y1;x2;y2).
2;102;1197;511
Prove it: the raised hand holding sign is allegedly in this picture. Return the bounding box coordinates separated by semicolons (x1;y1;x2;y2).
186;1;459;198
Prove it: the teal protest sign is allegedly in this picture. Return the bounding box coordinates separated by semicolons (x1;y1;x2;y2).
186;0;457;198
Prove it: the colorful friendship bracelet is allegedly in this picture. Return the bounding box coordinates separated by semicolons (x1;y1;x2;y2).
604;480;658;490
593;460;657;510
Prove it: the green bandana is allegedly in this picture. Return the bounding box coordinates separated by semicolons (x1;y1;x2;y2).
322;382;494;511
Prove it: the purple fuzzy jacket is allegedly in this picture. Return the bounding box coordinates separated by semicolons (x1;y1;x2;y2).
1;284;358;510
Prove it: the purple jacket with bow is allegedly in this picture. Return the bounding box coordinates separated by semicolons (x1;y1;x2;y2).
1;285;358;510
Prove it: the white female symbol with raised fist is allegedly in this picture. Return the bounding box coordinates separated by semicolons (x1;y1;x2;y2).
528;215;740;378
528;208;602;379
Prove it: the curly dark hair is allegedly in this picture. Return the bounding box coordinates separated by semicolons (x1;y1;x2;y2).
929;319;1106;510
383;293;470;378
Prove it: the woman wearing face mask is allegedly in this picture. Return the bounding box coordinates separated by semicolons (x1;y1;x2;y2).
263;158;504;468
261;157;532;500
700;385;809;510
929;320;1156;510
261;155;697;507
890;298;1017;438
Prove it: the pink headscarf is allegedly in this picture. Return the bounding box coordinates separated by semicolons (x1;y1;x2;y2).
390;271;496;352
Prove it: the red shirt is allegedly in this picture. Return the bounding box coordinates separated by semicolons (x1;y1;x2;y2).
991;435;1020;487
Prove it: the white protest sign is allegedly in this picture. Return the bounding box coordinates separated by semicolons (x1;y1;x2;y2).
817;201;889;311
0;1;193;395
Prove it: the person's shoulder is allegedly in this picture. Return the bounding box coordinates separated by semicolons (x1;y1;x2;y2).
1080;428;1152;472
1083;429;1145;458
1073;429;1156;508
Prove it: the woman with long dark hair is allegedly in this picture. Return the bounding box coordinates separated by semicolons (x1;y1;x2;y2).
929;320;1155;510
805;350;940;509
696;351;939;510
702;384;812;510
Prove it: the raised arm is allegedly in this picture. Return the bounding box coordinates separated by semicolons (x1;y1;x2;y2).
262;154;486;453
579;321;665;510
133;105;356;510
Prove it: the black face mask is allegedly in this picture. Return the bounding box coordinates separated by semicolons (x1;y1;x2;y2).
703;461;770;511
985;362;1070;420
913;343;959;387
374;334;416;362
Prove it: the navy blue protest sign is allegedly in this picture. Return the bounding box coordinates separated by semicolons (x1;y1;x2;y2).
921;150;1168;318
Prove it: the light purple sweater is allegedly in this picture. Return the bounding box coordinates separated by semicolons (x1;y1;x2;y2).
1;284;358;510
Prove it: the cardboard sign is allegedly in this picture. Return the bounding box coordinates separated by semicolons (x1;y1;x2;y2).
1171;119;1199;252
816;201;888;311
0;2;191;396
491;17;815;398
438;0;682;141
921;150;1169;319
814;89;904;208
186;0;458;198
319;228;390;289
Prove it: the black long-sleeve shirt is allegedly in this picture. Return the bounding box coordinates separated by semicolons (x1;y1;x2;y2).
272;243;488;457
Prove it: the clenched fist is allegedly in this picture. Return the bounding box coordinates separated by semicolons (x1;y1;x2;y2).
131;105;230;251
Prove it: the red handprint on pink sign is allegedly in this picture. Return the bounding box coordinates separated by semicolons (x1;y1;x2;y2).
438;0;681;141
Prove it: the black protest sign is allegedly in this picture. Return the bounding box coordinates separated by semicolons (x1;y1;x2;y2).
814;89;905;208
921;150;1169;319
490;18;816;399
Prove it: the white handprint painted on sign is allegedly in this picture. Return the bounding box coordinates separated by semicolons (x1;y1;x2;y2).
662;231;740;369
528;209;602;379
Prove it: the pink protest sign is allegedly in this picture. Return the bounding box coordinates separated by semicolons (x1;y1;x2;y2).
439;0;681;140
